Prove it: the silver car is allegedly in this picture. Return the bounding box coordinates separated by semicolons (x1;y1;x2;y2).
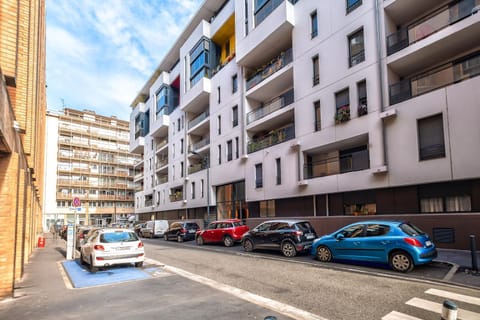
80;228;145;272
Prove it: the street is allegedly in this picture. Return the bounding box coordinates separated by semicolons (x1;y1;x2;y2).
142;238;480;320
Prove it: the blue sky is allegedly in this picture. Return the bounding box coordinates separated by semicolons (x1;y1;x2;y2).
46;0;203;121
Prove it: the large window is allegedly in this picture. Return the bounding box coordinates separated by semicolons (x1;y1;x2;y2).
310;10;318;38
348;29;365;67
216;181;247;220
340;145;369;173
418;114;445;161
357;80;367;117
346;0;362;14
156;86;168;117
255;163;263;188
190;38;211;87
335;88;350;124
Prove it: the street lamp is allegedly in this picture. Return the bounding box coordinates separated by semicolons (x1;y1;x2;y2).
189;150;211;224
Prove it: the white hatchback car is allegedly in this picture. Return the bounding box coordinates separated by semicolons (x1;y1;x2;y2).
80;228;145;272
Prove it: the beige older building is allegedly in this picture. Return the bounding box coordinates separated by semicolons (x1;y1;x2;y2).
131;0;480;249
44;108;140;228
0;0;46;299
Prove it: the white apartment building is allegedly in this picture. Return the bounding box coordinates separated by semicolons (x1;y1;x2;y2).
44;109;140;229
130;0;480;249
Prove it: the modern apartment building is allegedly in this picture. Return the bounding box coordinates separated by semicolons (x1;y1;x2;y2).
130;0;480;249
44;109;140;228
0;0;46;299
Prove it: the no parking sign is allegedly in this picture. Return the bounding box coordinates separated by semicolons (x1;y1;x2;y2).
73;197;81;207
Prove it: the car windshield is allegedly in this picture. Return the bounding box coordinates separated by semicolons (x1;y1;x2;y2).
100;232;139;243
399;223;425;236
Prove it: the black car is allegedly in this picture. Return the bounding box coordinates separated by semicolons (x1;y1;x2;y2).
164;221;200;242
241;220;317;257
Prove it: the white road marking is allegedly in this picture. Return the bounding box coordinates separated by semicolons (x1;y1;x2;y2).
382;310;423;320
147;257;328;320
426;288;480;306
406;297;480;320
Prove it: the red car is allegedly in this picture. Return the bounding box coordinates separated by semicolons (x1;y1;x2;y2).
196;219;249;247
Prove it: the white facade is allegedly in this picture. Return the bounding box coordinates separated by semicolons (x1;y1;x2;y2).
130;0;480;231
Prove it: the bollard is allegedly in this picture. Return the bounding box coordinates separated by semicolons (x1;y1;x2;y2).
470;235;478;272
441;300;457;320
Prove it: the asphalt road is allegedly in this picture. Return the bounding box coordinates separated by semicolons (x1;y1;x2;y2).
142;237;480;320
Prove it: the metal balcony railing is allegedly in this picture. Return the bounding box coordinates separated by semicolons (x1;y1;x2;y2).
304;148;369;179
247;123;295;154
247;89;294;124
387;0;480;56
389;51;480;105
246;48;293;91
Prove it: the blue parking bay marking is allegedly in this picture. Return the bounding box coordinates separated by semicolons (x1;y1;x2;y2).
62;260;162;288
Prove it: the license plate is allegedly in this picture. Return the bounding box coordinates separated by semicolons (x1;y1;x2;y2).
188;230;196;233
425;240;432;247
306;233;314;240
115;246;130;250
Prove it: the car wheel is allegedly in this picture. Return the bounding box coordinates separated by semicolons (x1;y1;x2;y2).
164;234;168;241
135;262;143;268
243;239;254;252
281;241;297;257
196;236;204;246
390;251;414;273
177;235;183;243
223;235;234;247
89;255;98;273
316;246;332;262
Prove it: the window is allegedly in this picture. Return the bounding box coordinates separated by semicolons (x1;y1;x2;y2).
232;74;238;93
255;163;263;188
201;179;204;198
314;100;321;131
177;118;181;132
349;29;365;67
335;88;350;123
180;161;184;177
191;182;196;199
232;105;238;127
275;158;281;185
218;115;221;135
357;80;367;117
190;38;211;87
218;145;222;164
217;86;221;104
310;10;318;38
225;39;230;58
346;0;362;14
312;55;319;86
418;114;445;161
260;200;275;217
340;145;369;173
227;140;233;161
235;137;239;159
180;138;184;154
156;86;168;117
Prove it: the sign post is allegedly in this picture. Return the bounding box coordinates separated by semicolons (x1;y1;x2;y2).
66;197;81;260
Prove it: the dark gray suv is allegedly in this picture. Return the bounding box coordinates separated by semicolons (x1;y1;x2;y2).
241;220;317;257
163;221;200;242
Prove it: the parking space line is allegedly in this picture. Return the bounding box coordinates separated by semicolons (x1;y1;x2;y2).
406;297;480;320
426;288;480;306
146;257;328;320
382;311;423;320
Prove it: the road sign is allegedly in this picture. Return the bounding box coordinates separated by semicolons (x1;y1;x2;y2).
73;197;81;207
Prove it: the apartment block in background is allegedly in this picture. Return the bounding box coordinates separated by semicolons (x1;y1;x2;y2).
130;0;480;249
44;109;140;227
0;0;46;299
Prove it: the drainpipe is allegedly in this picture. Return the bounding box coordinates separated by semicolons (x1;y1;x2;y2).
374;0;388;169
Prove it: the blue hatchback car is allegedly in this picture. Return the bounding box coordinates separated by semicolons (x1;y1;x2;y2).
311;220;437;272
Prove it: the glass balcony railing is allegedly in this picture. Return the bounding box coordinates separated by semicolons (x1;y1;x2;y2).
189;137;210;153
389;51;480;105
188;162;209;174
387;0;480;56
255;0;298;26
246;48;293;91
304;148;369;179
247;123;295;154
247;89;294;124
188;110;210;130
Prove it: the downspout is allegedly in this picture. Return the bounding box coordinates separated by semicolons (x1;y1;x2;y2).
374;0;388;168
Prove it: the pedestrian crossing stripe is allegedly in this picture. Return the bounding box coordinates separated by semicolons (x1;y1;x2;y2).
425;288;480;306
406;297;480;320
382;310;422;320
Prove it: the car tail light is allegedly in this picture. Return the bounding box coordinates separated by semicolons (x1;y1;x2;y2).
404;238;422;247
138;242;144;248
93;245;105;251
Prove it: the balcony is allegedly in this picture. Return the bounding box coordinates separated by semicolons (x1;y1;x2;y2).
335;105;351;124
169;189;183;202
188;162;208;174
155;139;168;153
150;113;169;138
182;77;211;113
387;0;480;56
188;137;210;154
246;48;293;91
156;157;168;170
389;51;480;105
188;110;210;130
157;175;168;185
247;89;294;125
247;123;295;154
236;0;295;67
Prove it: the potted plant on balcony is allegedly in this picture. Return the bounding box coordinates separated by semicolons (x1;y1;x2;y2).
335;105;351;124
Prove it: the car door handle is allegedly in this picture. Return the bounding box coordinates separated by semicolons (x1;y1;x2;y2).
353;241;361;245
381;240;389;245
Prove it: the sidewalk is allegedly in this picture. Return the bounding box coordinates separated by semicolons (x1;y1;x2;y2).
435;248;480;288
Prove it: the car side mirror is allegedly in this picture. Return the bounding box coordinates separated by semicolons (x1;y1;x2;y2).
335;233;345;241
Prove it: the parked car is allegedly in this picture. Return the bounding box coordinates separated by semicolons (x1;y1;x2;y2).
75;226;93;249
241;220;317;257
164;221;200;242
311;220;437;272
80;228;145;272
196;219;249;247
140;220;169;238
134;223;146;236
